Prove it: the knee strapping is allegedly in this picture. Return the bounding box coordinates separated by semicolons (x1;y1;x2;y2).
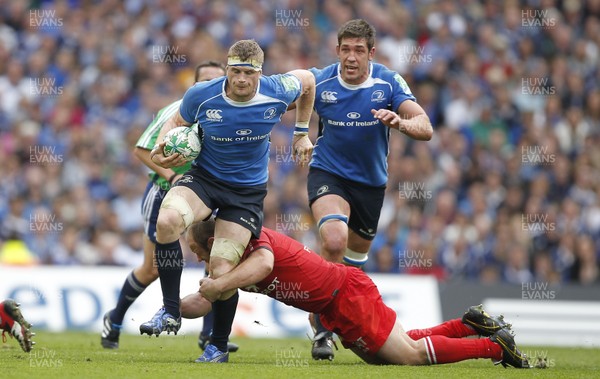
343;248;368;267
317;214;348;231
210;238;246;266
160;194;194;228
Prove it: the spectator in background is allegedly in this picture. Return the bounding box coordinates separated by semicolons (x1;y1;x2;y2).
0;1;596;289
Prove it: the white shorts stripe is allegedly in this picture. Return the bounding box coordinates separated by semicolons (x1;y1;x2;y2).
142;183;161;235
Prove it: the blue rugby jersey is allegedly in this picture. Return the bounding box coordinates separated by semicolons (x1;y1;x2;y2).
179;74;301;186
309;63;416;187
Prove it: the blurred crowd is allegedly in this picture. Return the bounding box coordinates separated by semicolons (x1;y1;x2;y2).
0;0;598;285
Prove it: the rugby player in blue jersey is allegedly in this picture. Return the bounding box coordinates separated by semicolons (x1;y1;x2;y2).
102;62;237;353
141;39;316;361
306;19;433;360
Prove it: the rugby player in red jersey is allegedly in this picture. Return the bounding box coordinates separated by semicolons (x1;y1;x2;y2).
178;220;529;368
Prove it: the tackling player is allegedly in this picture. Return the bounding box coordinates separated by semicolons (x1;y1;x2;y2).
177;220;529;368
143;39;315;361
102;62;236;352
303;19;433;359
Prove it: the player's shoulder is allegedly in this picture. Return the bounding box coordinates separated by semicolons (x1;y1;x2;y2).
261;73;301;91
371;62;398;82
310;63;338;84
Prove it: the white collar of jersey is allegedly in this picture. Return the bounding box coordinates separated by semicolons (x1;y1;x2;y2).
221;77;262;105
336;62;375;90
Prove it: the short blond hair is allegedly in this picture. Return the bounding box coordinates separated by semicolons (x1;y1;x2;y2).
227;39;264;66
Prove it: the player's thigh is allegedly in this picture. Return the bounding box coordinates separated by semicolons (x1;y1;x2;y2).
213;218;252;246
375;321;426;365
162;185;212;223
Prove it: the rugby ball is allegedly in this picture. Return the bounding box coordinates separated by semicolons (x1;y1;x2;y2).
163;125;202;161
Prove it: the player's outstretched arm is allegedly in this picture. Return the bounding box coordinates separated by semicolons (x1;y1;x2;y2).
371;100;433;141
288;69;316;166
199;248;274;302
150;111;192;168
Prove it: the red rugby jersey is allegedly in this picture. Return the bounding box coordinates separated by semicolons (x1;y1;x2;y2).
240;228;347;313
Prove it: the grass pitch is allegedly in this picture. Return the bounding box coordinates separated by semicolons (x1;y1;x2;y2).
1;331;598;379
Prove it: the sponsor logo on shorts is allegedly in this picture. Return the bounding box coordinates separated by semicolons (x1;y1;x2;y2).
264;107;277;120
359;228;375;238
320;91;337;103
240;216;257;231
316;185;329;196
177;175;194;184
206;109;223;122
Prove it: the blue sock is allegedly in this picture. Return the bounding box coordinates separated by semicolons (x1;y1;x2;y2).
201;310;215;337
111;271;147;325
200;268;213;337
155;240;183;318
211;291;239;352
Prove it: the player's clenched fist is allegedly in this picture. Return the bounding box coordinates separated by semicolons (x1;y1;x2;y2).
199;277;222;302
292;134;313;167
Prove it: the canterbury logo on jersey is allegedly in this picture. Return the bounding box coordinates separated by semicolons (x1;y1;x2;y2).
206;109;223;121
320;91;337;102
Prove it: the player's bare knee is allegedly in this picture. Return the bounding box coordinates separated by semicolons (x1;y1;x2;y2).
157;193;194;239
156;209;184;240
318;214;348;261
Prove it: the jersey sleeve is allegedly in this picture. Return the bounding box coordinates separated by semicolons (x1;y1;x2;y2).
244;231;274;259
264;73;302;106
390;72;417;111
309;67;322;82
179;83;204;124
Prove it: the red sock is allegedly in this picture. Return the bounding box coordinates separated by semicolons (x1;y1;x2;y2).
422;335;502;364
406;319;478;340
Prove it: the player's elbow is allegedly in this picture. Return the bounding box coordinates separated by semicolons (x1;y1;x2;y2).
255;250;275;278
258;257;274;278
133;146;148;160
290;69;315;95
